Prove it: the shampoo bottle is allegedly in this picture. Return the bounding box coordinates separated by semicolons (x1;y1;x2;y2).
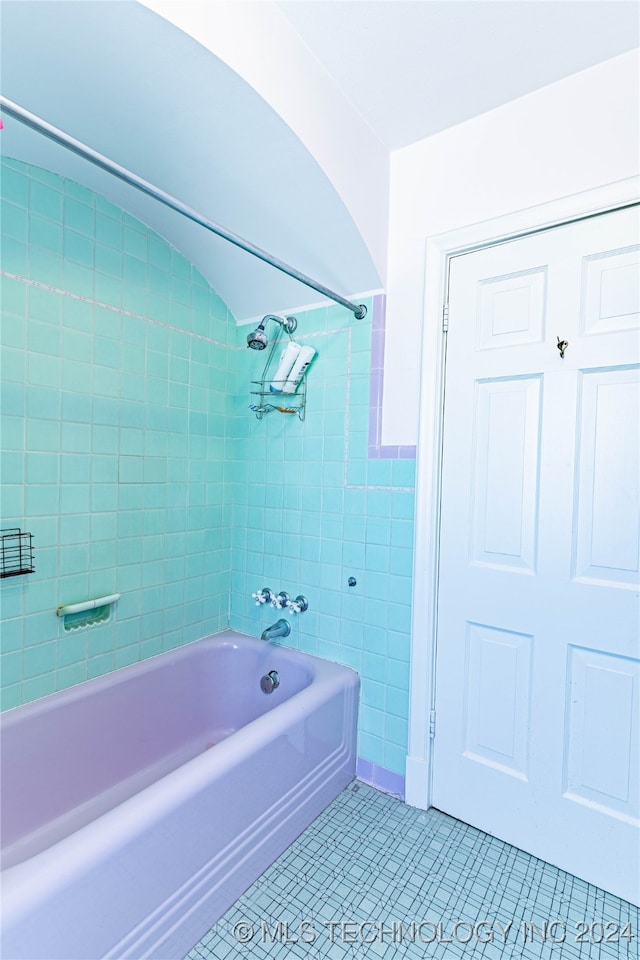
269;341;301;393
282;345;316;393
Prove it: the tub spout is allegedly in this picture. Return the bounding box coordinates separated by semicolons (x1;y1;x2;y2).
261;619;291;642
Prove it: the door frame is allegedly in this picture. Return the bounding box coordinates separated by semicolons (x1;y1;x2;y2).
405;175;640;810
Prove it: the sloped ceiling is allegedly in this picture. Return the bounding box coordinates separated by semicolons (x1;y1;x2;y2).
277;1;640;150
0;0;382;322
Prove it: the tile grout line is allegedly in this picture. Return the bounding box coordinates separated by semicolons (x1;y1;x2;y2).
0;270;242;350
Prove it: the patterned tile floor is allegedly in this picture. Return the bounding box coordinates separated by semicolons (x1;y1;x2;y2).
185;782;638;960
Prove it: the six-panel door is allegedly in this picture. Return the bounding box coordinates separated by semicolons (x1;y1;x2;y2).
434;206;640;905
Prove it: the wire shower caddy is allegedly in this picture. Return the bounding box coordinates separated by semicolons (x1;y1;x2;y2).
1;528;35;578
249;319;308;421
250;376;307;421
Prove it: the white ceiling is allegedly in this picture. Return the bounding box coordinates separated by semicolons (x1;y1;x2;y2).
277;1;640;149
1;1;637;322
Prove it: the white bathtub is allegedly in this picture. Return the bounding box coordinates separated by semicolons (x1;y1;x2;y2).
0;630;359;959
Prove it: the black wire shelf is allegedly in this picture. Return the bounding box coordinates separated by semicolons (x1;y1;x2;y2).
1;528;35;578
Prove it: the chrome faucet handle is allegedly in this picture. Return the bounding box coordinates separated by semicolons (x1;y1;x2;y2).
252;587;274;606
272;591;290;609
287;595;309;614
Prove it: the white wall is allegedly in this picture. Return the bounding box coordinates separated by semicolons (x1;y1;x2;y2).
139;0;389;286
383;49;640;446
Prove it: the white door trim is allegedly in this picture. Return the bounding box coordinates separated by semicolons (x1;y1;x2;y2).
405;175;640;810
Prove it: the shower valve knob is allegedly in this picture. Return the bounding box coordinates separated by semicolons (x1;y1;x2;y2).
288;595;309;614
272;591;290;609
252;588;274;606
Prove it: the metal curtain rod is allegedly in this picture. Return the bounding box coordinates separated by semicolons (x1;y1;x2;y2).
0;97;367;320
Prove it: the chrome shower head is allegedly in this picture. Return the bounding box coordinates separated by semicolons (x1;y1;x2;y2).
247;320;268;350
246;315;297;350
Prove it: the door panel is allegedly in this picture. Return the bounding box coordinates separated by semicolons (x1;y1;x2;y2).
471;376;541;573
463;621;533;780
564;645;639;822
573;368;640;586
477;267;547;348
433;205;640;905
581;246;640;335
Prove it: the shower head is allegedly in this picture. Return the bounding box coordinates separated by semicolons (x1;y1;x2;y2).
247;320;268;350
246;315;297;350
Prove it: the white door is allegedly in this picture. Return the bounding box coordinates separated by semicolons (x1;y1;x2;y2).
433;206;640;905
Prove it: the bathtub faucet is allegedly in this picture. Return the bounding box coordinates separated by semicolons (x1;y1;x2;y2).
261;619;291;642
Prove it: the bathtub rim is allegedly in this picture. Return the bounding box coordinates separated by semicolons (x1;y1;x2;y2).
0;628;332;727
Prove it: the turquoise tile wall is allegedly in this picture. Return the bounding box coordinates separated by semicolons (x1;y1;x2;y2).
229;305;415;776
0;159;236;708
0;159;415;778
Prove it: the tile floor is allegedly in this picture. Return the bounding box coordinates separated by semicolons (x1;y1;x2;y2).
185;782;639;960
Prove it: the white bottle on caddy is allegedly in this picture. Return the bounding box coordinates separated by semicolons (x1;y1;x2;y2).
269;341;301;393
282;345;316;393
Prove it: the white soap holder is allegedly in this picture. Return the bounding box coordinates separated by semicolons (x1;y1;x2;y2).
56;593;120;632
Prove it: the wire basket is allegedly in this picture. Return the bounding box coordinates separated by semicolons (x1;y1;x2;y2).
250;377;306;420
0;528;35;578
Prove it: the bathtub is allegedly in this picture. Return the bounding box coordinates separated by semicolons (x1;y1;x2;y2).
0;630;359;960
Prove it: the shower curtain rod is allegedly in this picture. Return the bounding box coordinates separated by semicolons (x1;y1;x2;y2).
0;97;367;320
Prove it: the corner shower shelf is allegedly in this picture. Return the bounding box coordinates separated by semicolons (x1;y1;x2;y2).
0;528;35;578
250;377;306;421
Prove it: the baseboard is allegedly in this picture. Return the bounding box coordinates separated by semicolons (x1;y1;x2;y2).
356;758;405;800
